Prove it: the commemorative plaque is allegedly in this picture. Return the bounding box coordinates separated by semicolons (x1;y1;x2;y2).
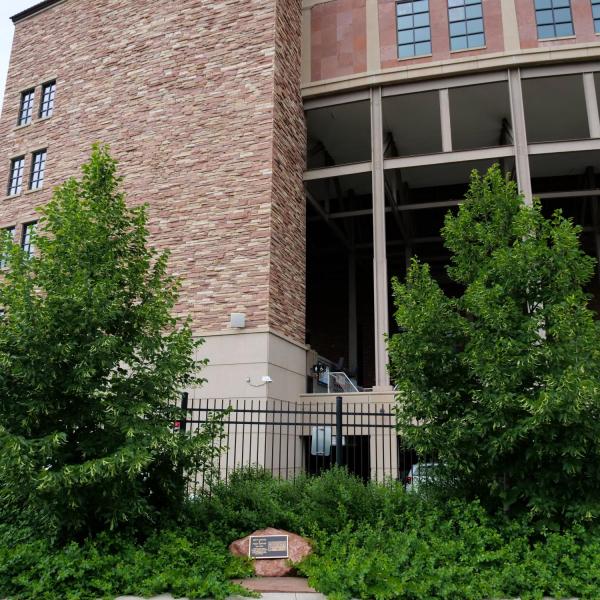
249;534;289;559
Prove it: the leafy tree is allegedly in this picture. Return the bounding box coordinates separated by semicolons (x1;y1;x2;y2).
0;145;223;539
388;164;600;523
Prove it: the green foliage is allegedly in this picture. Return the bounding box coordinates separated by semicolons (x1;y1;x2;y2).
190;466;409;538
387;164;600;523
0;145;224;539
0;528;253;600
3;468;600;599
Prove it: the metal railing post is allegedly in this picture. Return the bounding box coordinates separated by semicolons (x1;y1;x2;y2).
180;391;189;434
336;395;344;467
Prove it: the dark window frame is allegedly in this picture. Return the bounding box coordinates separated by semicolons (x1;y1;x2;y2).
0;227;16;269
447;0;486;52
29;149;47;191
39;80;56;119
534;0;574;39
396;0;432;59
17;88;35;126
592;0;600;33
7;156;25;197
21;222;37;257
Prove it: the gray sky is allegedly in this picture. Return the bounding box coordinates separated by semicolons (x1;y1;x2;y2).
0;1;41;116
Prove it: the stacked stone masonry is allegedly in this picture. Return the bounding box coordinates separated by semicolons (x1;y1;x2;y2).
0;0;306;343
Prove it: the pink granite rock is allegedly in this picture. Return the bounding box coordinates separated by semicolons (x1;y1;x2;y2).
229;527;312;577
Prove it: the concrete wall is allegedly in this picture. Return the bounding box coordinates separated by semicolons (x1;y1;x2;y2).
196;330;307;403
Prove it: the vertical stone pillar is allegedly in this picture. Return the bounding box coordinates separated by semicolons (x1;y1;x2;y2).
508;68;532;204
370;86;391;389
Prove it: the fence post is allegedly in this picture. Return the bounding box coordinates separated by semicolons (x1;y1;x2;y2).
336;395;344;467
180;392;189;434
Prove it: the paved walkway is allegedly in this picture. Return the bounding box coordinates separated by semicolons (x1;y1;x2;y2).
116;594;326;600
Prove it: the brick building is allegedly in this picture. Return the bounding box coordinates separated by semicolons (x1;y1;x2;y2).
1;0;600;407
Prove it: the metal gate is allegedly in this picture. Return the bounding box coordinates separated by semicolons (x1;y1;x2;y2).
181;394;416;494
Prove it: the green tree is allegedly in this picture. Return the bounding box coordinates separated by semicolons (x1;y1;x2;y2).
0;145;223;539
388;164;600;523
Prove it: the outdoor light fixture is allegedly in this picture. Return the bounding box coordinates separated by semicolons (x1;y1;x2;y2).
230;312;246;328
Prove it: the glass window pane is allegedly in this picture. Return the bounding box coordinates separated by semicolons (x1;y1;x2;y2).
467;33;485;46
397;2;414;16
413;12;429;26
551;0;570;7
398;15;413;29
593;4;600;18
398;29;414;43
466;18;484;33
448;6;466;20
451;35;468;50
553;7;571;22
554;21;573;35
536;9;554;23
414;41;432;55
399;43;415;57
537;24;556;37
413;0;428;13
450;21;467;35
414;26;431;41
448;0;464;6
535;0;552;7
465;4;482;18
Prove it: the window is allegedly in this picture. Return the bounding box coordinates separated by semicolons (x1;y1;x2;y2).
593;0;600;33
448;0;485;50
21;223;36;257
39;81;56;119
397;1;432;58
17;89;35;126
7;157;25;196
29;150;47;191
535;0;574;38
0;227;15;269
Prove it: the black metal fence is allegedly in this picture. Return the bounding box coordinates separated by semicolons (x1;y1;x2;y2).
180;394;418;494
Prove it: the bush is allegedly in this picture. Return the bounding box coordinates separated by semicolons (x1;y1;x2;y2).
0;528;253;600
4;468;600;599
298;498;600;600
388;165;600;523
0;146;225;540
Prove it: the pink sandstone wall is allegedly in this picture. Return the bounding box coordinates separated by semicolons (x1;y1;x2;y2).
379;0;504;69
311;0;367;81
0;0;305;343
515;0;597;49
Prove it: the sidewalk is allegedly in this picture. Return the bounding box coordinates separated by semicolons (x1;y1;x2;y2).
116;595;326;600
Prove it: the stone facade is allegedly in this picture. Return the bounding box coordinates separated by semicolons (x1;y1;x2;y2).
305;0;600;85
0;0;306;345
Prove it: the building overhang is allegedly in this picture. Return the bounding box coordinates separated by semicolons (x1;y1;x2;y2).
12;0;64;23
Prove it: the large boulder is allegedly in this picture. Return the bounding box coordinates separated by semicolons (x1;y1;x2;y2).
229;527;312;577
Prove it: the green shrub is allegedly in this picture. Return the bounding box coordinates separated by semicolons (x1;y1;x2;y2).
0;529;253;600
298;499;600;600
388;165;600;524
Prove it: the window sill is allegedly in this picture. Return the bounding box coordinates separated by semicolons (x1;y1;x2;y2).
15;122;32;130
537;35;576;41
450;45;486;54
38;115;53;122
397;53;433;62
24;187;44;195
3;193;22;201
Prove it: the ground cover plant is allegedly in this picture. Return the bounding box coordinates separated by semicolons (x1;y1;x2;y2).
388;165;600;524
4;467;600;600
